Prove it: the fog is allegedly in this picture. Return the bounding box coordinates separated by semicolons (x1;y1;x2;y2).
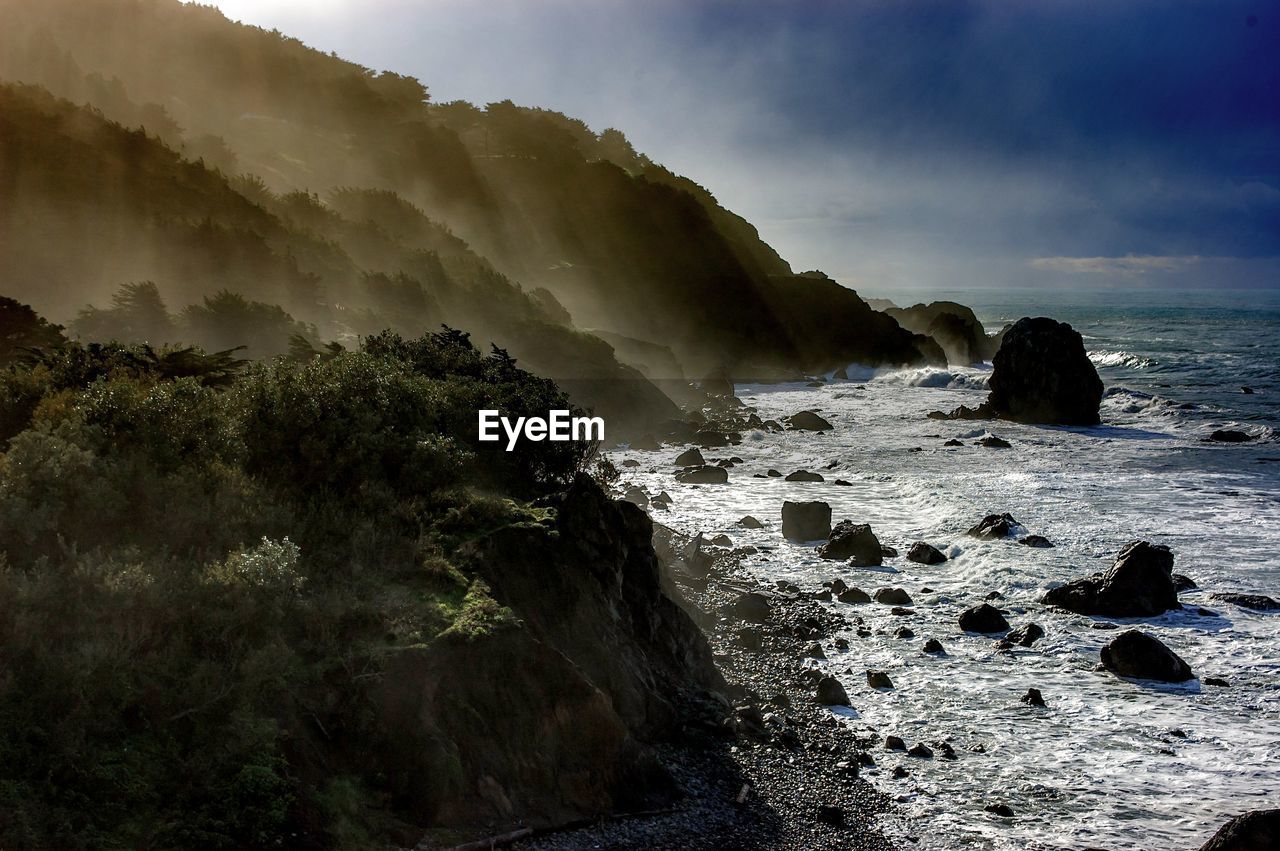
203;0;1280;291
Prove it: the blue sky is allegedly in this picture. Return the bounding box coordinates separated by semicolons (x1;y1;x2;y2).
204;1;1279;291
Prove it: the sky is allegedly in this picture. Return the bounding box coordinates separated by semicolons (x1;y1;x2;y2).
204;0;1279;292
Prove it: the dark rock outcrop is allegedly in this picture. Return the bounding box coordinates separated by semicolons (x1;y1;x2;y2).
1100;630;1194;682
818;521;883;565
782;501;832;542
874;588;913;605
1019;535;1054;548
838;587;872;604
1005;623;1044;647
728;592;773;623
907;541;948;565
785;469;825;482
675;465;729;484
968;513;1019;539
1043;541;1179;617
959;603;1010;633
1199;809;1280;851
674;447;705;466
1209;429;1254;443
814;675;851;706
788;411;834;431
739;515;764;529
885;301;998;365
986;317;1103;425
1022;688;1046;707
1211;592;1280;611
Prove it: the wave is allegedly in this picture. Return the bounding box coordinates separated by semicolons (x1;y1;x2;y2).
1089;350;1156;370
875;366;990;390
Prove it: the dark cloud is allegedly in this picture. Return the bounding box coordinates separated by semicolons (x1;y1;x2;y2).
208;0;1280;288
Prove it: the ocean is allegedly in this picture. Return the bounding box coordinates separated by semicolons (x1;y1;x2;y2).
612;287;1280;849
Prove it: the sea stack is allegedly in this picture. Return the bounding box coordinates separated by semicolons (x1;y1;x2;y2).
987;317;1103;425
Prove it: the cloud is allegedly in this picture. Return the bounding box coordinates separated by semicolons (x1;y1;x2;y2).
1030;256;1204;276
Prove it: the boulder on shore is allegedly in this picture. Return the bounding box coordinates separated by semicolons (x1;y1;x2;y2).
986;316;1104;425
788;411;834;431
739;515;764;529
782;501;832;542
727;592;773;623
1199;809;1280;851
818;521;883;565
1042;541;1178;617
959;603;1010;633
814;675;851;706
674;447;705;466
1209;429;1254;443
675;465;729;484
907;541;948;565
1211;592;1280;611
874;587;913;605
1005;623;1044;647
785;469;825;482
968;512;1019;539
1100;629;1194;682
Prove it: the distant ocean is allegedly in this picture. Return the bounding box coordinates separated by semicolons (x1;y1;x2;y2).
615;286;1280;849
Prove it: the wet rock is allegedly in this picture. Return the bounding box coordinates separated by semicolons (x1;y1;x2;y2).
959;603;1010;633
967;512;1019;539
734;627;763;651
815;675;851;707
728;592;773;623
894;626;915;639
985;803;1015;817
1198;808;1280;851
891;766;909;779
1043;541;1179;617
674;447;705;466
985;591;1005;601
694;429;734;448
767;468;782;477
874;588;913;605
1022;688;1046;707
867;671;894;689
885;735;907;751
907;743;933;758
923;638;945;654
1172;573;1198;592
1203;676;1230;687
623;487;649;507
986;316;1104;425
675;465;729;484
1211;592;1280;611
710;534;733;547
1019;535;1054;548
907;541;948;565
1005;623;1045;647
621;459;640;467
805;642;827;659
782;500;832;542
789;411;834;432
819;521;883;564
838;587;872;604
890;607;914;616
651;491;673;507
814;803;845;828
1100;629;1194;682
1209;429;1254;443
739;515;764;529
977;436;1012;448
943;438;965;447
834;637;849;650
827;578;849;595
834;479;853;486
881;544;899;558
811;589;833;602
1241;386;1255;395
785;469;825;482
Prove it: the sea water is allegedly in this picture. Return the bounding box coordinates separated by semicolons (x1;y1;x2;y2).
611;287;1280;850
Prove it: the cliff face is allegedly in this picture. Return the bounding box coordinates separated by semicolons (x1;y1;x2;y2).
367;475;724;834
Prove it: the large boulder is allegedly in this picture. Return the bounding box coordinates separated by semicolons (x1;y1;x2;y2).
1211;592;1280;611
885;301;998;365
1042;541;1178;617
967;513;1019;539
675;465;729;484
788;411;834;431
785;469;825;482
986;316;1103;425
1199;809;1280;851
782;501;832;542
818;521;882;565
1100;630;1194;682
958;603;1010;633
906;542;947;565
673;447;705;466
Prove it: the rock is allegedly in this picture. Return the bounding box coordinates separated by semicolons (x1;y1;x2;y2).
675;465;729;484
890;607;914;616
891;766;909;779
907;743;933;758
1022;688;1046;707
923;638;945;653
894;626;915;638
867;670;894;689
1211;592;1280;611
815;675;851;706
623;486;649;507
1209;429;1254;443
805;642;826;659
739;515;764;529
985;316;1104;425
767;468;782;477
782;501;832;542
1043;541;1179;617
674;447;705;466
985;803;1015;817
651;491;673;506
694;429;734;448
833;479;852;486
827;578;849;595
977;436;1012;448
1198;809;1280;851
818;521;883;565
1100;630;1194;682
885;735;906;751
814;804;845;828
621;459;640;467
789;411;834;431
838;587;872;604
907;541;948;565
1242;386;1255;394
734;627;763;651
785;469;825;482
811;590;832;602
1019;535;1054;548
1203;676;1230;687
943;438;965;447
959;603;1010;633
833;637;849;650
1172;573;1198;592
968;512;1019;539
881;544;898;558
728;592;773;623
1005;623;1044;647
874;588;913;605
710;534;733;546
